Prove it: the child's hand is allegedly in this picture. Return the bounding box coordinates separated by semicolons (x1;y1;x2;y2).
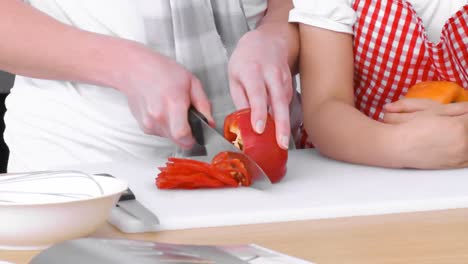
396;113;468;169
383;99;468;124
384;99;468;168
383;98;441;113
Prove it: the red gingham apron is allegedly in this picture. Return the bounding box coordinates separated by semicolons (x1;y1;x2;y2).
353;0;468;120
299;0;468;148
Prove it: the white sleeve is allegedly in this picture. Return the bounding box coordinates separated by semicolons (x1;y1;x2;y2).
289;0;356;34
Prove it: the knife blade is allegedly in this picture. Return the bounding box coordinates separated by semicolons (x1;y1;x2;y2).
95;173;160;225
175;108;272;190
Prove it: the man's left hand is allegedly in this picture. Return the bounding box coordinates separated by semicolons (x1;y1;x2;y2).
228;29;293;150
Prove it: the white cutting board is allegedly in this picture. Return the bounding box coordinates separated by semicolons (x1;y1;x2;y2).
73;149;468;231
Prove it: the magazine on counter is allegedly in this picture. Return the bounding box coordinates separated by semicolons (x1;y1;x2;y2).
30;238;314;264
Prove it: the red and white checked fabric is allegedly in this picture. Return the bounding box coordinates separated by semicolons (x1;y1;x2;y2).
299;0;468;148
353;0;468;120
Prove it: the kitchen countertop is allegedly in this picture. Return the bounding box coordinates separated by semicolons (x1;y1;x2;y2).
2;149;468;263
68;149;468;231
2;208;468;264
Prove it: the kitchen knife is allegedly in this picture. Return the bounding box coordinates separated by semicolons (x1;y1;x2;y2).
95;173;160;226
175;108;272;190
116;187;160;226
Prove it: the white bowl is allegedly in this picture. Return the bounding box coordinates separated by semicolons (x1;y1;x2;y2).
0;173;128;250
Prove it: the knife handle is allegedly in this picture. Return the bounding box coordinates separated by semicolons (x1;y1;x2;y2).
118;188;136;202
188;106;208;146
94;173;136;201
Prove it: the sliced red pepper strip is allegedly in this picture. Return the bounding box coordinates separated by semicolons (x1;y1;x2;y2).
228;159;250;186
156;156;243;189
157;171;222;187
155;150;254;189
207;168;239;187
181;173;225;189
212;151;230;164
167;157;210;167
168;161;238;187
216;169;250;186
212;152;251;186
156;172;225;189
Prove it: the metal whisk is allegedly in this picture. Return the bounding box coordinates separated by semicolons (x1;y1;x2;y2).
0;170;104;204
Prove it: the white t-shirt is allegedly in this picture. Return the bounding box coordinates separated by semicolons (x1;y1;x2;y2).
4;1;267;171
289;0;467;43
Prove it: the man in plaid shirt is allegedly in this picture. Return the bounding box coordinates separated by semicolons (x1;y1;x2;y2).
0;0;299;171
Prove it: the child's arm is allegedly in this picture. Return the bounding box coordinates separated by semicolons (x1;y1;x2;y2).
299;25;403;168
299;24;468;169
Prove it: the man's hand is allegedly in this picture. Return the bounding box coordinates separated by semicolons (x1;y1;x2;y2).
228;29;293;149
121;44;214;149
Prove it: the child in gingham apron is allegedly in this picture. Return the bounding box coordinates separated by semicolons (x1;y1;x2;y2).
1;0;300;171
290;0;468;169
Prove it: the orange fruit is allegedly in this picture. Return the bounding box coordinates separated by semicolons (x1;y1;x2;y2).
455;88;468;102
405;81;464;104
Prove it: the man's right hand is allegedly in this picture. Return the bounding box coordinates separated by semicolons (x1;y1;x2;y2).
118;44;214;149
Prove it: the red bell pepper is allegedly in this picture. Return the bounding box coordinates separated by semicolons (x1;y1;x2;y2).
156;108;287;189
223;108;288;183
